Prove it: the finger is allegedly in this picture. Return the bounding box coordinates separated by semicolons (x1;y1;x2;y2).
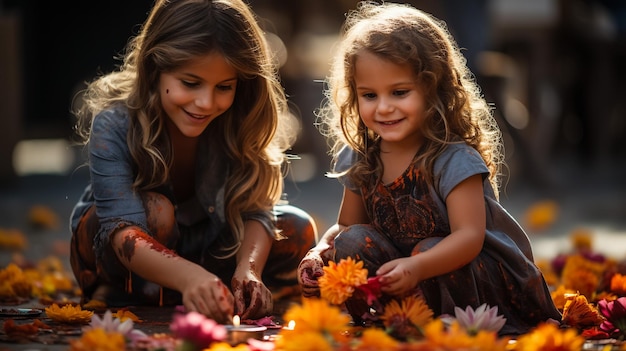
302;287;320;298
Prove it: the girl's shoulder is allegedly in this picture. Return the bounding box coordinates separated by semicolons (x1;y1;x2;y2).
333;145;359;173
434;143;485;170
92;104;131;131
433;143;489;199
93;104;130;127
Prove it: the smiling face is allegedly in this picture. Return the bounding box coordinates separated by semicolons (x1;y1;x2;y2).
354;50;427;153
159;52;238;138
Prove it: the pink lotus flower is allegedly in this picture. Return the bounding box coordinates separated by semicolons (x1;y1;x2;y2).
170;311;227;349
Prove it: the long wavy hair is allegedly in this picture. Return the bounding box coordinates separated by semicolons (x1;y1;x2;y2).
318;1;504;198
73;0;294;255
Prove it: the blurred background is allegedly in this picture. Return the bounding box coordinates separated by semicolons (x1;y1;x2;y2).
1;0;625;270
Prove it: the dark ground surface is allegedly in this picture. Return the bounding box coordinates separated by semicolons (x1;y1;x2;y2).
1;150;626;350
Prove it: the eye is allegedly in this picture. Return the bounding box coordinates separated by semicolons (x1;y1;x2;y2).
181;80;200;88
393;89;409;96
361;92;377;100
216;84;235;92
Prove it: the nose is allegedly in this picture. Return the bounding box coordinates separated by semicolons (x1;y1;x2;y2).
195;89;214;110
377;97;394;114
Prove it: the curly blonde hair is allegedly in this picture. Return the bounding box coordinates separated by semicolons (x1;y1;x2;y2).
73;0;295;255
318;1;504;198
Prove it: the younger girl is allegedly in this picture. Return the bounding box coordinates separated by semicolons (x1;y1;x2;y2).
70;0;316;323
298;1;561;335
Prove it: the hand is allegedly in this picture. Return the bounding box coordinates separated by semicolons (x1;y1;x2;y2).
376;257;419;297
297;250;325;298
181;271;234;324
231;270;273;320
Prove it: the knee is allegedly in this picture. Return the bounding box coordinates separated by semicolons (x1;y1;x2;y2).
334;224;381;258
274;203;318;249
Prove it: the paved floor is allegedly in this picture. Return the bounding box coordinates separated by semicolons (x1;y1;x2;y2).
1;148;625;350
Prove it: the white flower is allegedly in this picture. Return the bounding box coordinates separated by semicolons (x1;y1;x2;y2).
453;303;507;335
85;310;147;342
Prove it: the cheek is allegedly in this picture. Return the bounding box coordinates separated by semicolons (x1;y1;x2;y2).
217;93;236;111
358;102;375;120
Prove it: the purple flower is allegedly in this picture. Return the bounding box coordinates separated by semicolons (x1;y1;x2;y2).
170;312;227;349
598;297;626;338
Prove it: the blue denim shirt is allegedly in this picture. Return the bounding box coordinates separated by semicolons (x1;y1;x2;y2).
70;105;276;260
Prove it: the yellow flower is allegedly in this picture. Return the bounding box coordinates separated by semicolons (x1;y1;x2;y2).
28;205;60;230
515;322;584;351
0;228;27;250
281;298;350;337
83;299;108;311
570;228;593;251
45;303;94;324
0;263;32;298
560;254;605;298
113;309;142;322
319;257;368;305
561;293;604;330
381;295;433;339
203;341;250;351
275;331;334;351
551;285;576;311
353;328;399;351
524;200;558;232
422;319;508;351
69;328;126;351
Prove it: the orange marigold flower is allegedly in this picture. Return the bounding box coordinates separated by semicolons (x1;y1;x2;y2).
570;228;593;251
319;257;368;305
45;303;93;324
562;269;598;299
275;330;334;351
281;298;350;339
524;200;558;232
203;341;252;351
515;322;584;351
0;228;27;250
28;205;60;230
422;319;508;351
113;309;141;322
561;254;605;299
69;328;126;351
551;285;577;311
353;328;399;351
381;295;433;340
561;293;604;330
611;273;626;295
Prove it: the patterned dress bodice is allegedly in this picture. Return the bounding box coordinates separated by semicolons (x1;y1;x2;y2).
362;163;449;256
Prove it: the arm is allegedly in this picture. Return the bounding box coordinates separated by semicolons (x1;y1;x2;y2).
89;112;234;322
377;174;486;296
111;227;234;324
298;188;369;297
231;220;274;319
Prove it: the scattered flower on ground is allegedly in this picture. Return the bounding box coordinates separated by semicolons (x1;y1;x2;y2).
45;303;94;324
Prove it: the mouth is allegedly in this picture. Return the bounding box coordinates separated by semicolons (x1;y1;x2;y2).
185;110;209;120
378;118;403;125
